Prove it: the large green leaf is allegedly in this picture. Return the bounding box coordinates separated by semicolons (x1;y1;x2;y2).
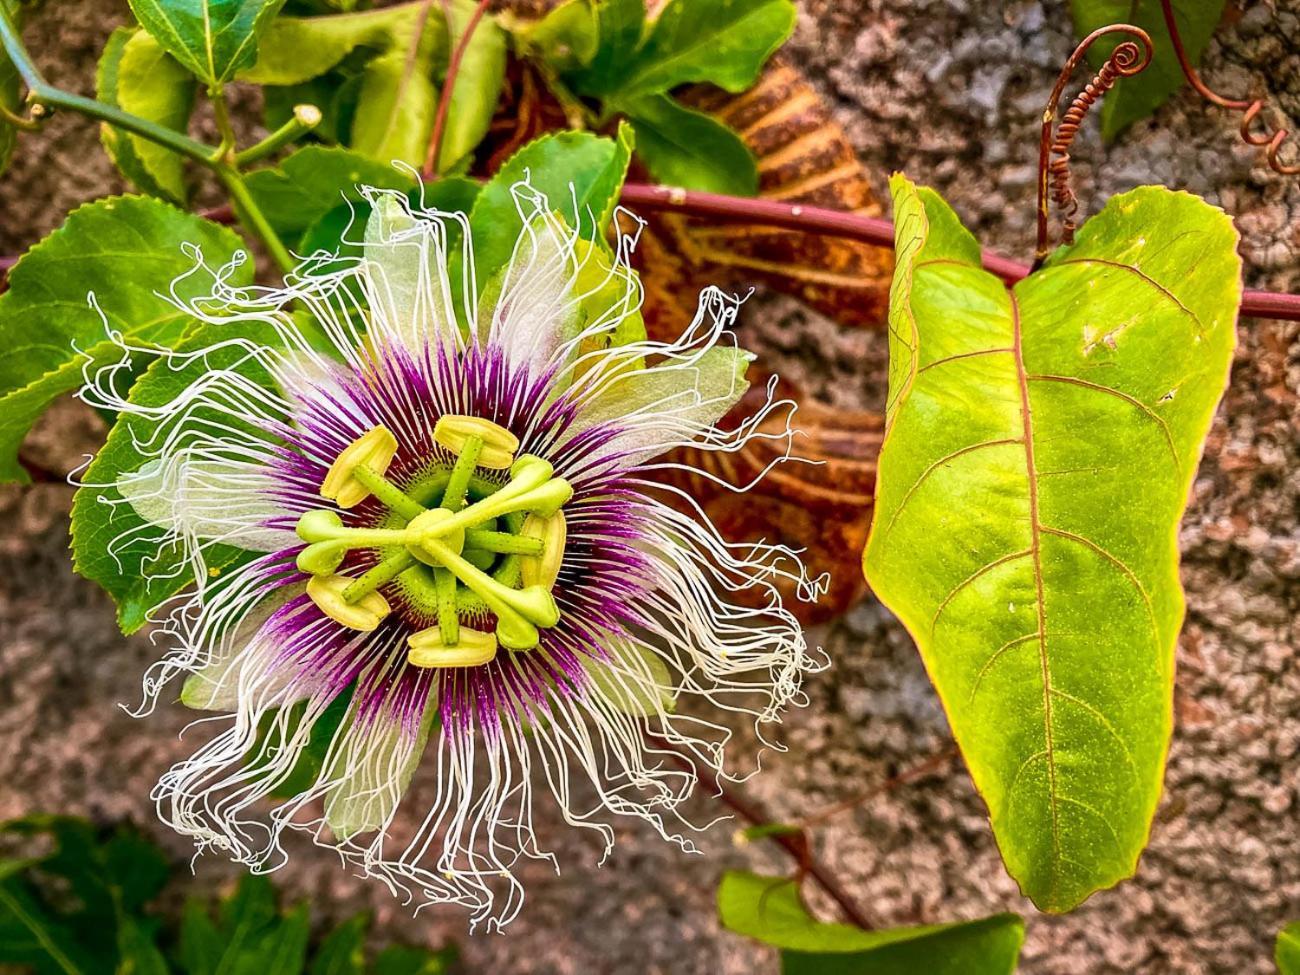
718;872;1024;974
863;176;1239;912
127;0;287;84
1071;0;1228;140
615;0;795;98
467;125;632;286
1279;922;1300;975
435;0;507;173
0;197;250;484
243;145;414;240
616;92;757;195
97;28;197;203
71;320;278;633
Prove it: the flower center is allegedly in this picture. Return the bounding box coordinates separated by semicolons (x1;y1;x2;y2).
296;418;571;669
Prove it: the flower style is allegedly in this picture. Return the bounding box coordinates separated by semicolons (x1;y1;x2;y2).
80;184;822;929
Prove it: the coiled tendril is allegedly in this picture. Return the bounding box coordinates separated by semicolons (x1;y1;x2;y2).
1035;25;1154;266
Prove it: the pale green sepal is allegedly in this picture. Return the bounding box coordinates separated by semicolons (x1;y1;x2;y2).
864;175;1240;912
180;585;306;711
582;641;675;718
324;692;440;841
363;194;459;354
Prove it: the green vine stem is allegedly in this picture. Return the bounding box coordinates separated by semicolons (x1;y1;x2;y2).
0;4;295;273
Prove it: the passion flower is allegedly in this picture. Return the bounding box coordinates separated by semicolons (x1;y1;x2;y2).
81;185;822;928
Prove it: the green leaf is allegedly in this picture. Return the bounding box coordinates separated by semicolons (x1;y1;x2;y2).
718;872;1024;974
243;145;414;240
115;916;169;975
0;1;20;178
308;914;368;975
101;830;169;911
179;898;224;975
372;945;457;975
127;0;287;84
1278;922;1300;975
863;177;1240;912
515;0;599;72
467;125;632;286
350;49;438;168
616;93;757;195
1071;0;1228;140
615;0;795;98
0;197;250;485
436;0;507;172
566;0;644;97
240;4;437;85
70;321;276;633
97;28;197;203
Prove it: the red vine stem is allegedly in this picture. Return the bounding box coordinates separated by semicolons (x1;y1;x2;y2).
649;734;875;930
1035;25;1154;265
4;189;1296;322
1160;0;1299;175
422;0;494;180
616;183;1300;323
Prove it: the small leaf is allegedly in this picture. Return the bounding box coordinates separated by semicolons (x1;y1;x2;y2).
350;49;439;168
616;0;795;98
128;0;288;84
71;321;277;634
864;177;1240;911
617;93;757;195
467;125;633;286
240;4;437;85
308;913;369;975
515;0;598;72
97;28;197;203
1278;922;1300;975
0;197;250;485
566;0;644;97
436;0;508;173
1071;0;1228;140
243;145;414;240
718;872;1024;973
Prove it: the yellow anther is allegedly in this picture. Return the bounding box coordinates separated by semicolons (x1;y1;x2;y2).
320;426;399;508
408;625;498;668
307;574;391;631
434;415;518;469
520;511;566;590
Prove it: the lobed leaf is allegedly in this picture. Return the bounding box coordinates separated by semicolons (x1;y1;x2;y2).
0;197;250;484
616;92;758;195
718;871;1024;973
97;28;197;204
1071;0;1228;140
863;176;1240;911
128;0;288;84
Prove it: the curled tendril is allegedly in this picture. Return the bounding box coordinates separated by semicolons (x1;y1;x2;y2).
1159;0;1299;178
1035;25;1155;266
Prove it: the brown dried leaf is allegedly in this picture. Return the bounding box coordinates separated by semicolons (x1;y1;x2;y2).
637;56;893;339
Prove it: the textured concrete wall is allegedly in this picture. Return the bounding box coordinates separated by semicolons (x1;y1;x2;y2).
1;2;1298;973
